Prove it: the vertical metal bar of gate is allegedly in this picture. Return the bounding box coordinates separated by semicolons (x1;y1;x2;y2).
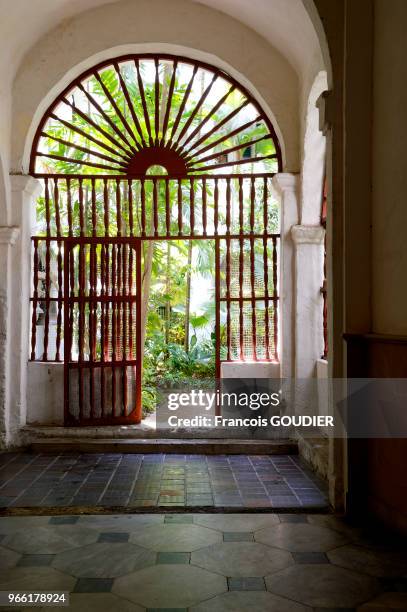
64;237;142;425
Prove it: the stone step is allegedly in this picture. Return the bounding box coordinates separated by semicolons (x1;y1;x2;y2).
30;437;298;455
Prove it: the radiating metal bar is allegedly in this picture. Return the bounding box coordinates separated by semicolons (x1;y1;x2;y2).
161;60;178;146
77;80;138;151
62;97;131;156
43;126;134;164
91;73;138;152
188;115;261;159
37;152;125;173
182;85;235;149
49;113;130;161
184;100;250;157
154;58;160;146
192;135;270;166
176;73;218;146
134;59;153;146
113;62;146;146
168;65;198;147
189;154;277;173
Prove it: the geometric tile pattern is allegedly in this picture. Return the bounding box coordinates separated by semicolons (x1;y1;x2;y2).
0;512;404;610
0;452;328;509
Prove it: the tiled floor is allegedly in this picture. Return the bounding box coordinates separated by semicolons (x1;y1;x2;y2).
0;513;406;610
0;452;328;509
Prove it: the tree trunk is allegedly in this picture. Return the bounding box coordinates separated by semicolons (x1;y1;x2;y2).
184;241;192;351
165;242;171;345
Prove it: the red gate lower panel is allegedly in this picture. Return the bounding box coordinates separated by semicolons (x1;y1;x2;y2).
64;238;142;425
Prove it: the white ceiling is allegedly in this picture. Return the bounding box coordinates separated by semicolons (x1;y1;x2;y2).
0;0;321;84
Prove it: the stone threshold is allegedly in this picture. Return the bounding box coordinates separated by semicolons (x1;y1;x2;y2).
0;505;330;517
29;437;298;455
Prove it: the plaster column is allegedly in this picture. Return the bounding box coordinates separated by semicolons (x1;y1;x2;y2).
271;173;300;381
5;176;42;445
291;225;325;378
0;227;20;447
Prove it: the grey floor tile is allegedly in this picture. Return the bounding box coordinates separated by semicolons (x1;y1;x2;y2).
17;554;54;567
293;552;329;564
228;576;266;591
223;532;254;542
97;532;130;543
73;578;114;593
49;516;79;525
157;552;190;564
164;515;193;524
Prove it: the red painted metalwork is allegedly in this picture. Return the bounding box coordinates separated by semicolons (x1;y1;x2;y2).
29;53;283;426
63;237;142;425
30;54;281;178
31;175;280;370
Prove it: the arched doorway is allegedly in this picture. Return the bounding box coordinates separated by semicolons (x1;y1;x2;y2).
28;54;282;426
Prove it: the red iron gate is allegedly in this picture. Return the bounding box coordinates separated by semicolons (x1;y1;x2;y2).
63;237;142;425
28;53;283;426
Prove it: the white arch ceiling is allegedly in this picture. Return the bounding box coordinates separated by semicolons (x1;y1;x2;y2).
0;0;324;86
0;0;329;192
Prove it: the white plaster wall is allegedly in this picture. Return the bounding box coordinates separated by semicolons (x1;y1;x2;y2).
27;363;64;425
11;0;299;173
316;358;330;435
372;0;407;335
221;362;281;379
300;71;328;225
